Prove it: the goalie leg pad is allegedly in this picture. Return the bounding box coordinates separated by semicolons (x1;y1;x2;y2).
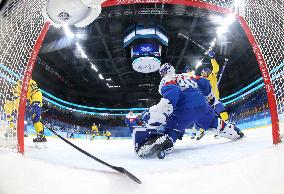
215;119;244;140
136;134;174;157
133;127;174;157
133;127;163;154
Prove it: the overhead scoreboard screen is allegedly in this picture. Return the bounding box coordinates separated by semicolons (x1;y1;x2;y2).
131;43;161;58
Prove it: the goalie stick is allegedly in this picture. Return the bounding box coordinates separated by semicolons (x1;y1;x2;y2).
46;126;142;184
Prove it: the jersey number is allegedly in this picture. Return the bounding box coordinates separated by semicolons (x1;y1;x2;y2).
177;76;198;90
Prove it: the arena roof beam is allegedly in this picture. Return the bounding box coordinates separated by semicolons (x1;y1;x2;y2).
94;22;125;87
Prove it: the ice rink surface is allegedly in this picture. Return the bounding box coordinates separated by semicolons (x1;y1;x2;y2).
1;126;284;194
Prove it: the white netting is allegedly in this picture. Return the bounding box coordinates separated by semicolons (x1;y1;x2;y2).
0;0;283;151
0;0;46;150
244;0;284;137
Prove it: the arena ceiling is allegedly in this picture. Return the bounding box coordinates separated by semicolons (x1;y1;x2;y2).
34;3;261;108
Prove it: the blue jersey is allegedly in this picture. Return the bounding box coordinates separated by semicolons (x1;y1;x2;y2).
159;74;208;109
194;76;212;97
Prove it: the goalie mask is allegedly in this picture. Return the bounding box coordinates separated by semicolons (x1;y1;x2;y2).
159;63;175;77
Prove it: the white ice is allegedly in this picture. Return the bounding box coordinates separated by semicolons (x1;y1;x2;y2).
0;126;284;194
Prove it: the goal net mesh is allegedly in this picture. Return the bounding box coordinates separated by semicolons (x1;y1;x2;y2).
0;0;46;150
0;0;283;152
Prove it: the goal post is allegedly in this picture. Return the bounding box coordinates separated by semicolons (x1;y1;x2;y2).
16;22;51;154
0;0;282;154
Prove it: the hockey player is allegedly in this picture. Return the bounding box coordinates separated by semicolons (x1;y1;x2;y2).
125;110;140;134
134;63;244;157
27;79;46;142
4;80;46;142
183;66;205;140
105;130;111;140
201;51;229;121
91;123;99;140
201;51;229;139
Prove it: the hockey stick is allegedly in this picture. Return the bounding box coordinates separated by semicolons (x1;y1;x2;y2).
47;127;142;184
178;33;207;51
217;58;229;86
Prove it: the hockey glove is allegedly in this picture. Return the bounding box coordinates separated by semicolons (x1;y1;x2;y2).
208;51;215;59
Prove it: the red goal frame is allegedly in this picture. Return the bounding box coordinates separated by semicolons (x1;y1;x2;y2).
16;0;281;154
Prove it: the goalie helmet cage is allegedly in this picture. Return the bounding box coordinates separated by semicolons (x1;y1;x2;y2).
0;0;282;154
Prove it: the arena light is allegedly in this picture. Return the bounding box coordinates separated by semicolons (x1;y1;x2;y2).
210;38;216;47
98;73;104;80
62;23;74;38
216;13;236;36
91;63;98;72
106;78;112;81
76;44;83;51
209;15;223;23
223;13;236;26
217;26;229;36
196;61;202;68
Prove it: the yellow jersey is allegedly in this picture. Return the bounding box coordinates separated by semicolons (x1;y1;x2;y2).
207;59;220;100
27;79;42;104
91;125;98;132
4;98;20;115
106;131;111;137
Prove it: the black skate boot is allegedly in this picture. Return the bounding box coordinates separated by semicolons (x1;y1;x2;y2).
214;134;219;139
191;132;196;140
236;129;245;139
33;130;47;142
196;129;205;140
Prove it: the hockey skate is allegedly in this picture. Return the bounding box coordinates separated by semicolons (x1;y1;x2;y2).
136;133;173;159
196;129;205;140
216;120;244;140
33;131;47;143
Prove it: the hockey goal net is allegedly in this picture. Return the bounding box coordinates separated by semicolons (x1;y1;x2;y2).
0;0;283;153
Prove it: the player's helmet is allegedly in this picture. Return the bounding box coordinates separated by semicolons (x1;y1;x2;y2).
201;67;212;78
159;63;175;77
